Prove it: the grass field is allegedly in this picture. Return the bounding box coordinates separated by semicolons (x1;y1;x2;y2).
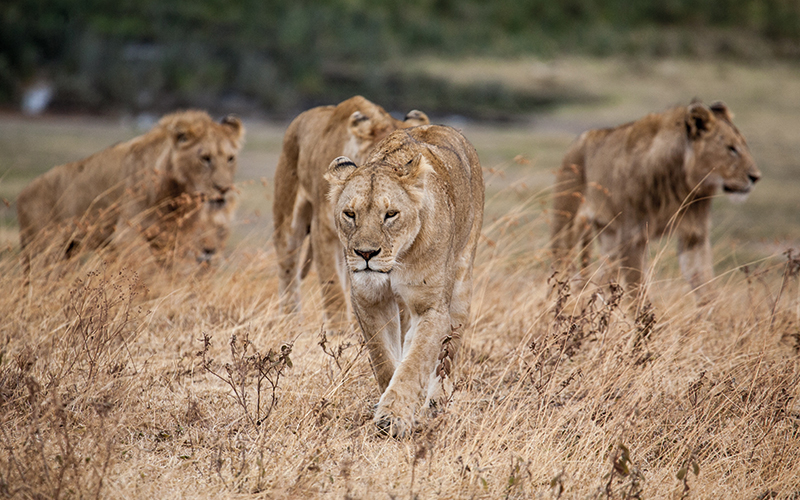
1;57;799;498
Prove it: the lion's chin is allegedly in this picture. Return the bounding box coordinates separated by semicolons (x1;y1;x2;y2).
350;271;391;294
726;191;750;204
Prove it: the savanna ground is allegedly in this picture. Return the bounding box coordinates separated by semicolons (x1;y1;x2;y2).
1;57;799;499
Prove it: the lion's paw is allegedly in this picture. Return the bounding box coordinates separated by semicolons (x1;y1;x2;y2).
374;412;414;439
374;389;416;439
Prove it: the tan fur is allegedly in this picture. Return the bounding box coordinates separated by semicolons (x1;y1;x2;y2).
325;125;485;438
551;101;760;298
168;192;237;268
272;96;429;332
191;193;236;265
17;110;244;269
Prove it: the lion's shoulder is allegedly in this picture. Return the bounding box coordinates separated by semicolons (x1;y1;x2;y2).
367;125;481;185
578;108;679;153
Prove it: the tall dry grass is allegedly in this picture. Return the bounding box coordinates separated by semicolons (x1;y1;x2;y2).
1;180;798;499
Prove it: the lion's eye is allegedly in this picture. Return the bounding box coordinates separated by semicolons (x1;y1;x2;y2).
201;154;212;165
385;210;399;220
228;155;235;163
728;145;739;157
343;210;355;220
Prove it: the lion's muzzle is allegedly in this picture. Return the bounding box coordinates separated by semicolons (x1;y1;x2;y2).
351;246;391;273
196;247;216;264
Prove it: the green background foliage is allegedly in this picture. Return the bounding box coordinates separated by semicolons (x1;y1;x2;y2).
2;0;799;115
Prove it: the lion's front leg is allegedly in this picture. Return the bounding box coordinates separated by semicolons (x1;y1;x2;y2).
677;229;714;299
677;201;714;301
350;283;402;392
374;307;449;438
275;192;312;316
426;248;474;407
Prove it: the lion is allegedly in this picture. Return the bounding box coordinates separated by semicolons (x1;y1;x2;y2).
152;190;237;269
17;110;244;270
186;192;237;266
551;101;760;299
325;124;485;437
272;95;429;332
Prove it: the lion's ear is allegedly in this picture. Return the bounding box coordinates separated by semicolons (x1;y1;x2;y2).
220;115;245;141
403;110;430;127
394;154;434;204
325;156;358;186
397;154;434;185
220;115;245;150
325;156;358;203
171;122;196;148
348;111;373;140
709;101;734;122
686;103;715;140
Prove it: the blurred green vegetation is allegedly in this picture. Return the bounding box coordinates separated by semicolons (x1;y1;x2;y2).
2;0;800;116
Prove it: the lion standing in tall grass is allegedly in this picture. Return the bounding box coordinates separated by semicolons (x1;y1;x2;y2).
551;101;760;298
272;96;428;332
326;125;484;437
17;110;244;269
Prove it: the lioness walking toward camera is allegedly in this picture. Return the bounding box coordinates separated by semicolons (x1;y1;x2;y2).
551;101;760;298
326;125;484;437
17;110;244;269
273;96;428;332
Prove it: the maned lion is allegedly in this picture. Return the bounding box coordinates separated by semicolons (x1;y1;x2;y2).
17;110;244;270
551;101;760;299
273;95;429;332
325;125;485;437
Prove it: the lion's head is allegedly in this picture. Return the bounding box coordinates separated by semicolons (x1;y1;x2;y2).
685;101;760;198
160;111;245;202
187;192;237;265
324;154;433;280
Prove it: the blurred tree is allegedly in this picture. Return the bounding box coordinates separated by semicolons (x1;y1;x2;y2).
1;0;798;114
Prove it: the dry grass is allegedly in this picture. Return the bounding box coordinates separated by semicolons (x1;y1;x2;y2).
1;57;800;498
1;199;798;499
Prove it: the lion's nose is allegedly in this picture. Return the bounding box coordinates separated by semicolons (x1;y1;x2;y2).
214;184;232;195
748;172;761;184
355;248;380;262
197;248;216;263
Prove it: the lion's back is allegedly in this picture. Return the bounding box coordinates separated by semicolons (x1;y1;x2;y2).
292;105;341;187
17;145;129;249
556;101;758;247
